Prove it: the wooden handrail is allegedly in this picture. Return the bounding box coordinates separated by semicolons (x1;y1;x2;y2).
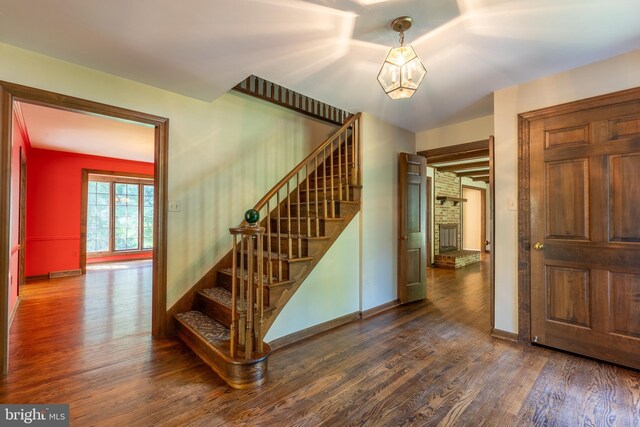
249;113;361;216
228;111;361;358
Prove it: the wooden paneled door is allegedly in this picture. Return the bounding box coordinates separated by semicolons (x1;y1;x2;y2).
528;94;640;369
398;153;427;303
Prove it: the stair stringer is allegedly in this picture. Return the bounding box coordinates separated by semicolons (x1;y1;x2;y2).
262;196;360;334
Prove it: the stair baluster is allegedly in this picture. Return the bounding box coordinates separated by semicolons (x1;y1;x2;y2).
229;224;265;359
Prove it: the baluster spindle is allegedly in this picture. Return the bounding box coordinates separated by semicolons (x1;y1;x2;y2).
256;233;264;353
238;236;246;347
344;131;349;200
306;164;311;238
296;172;301;258
356;118;361;186
276;191;282;281
266;201;272;284
338;133;343;201
330;140;335;218
287;182;292;260
323;147;328;219
351;126;356;190
246;234;254;358
315;156;320;237
230;234;238;357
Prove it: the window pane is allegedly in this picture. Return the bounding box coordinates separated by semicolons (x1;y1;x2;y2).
87;180;110;253
143;185;154;249
114;183;139;251
96;182;110;194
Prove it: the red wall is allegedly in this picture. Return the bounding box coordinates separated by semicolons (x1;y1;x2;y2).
26;148;154;276
10;114;29;317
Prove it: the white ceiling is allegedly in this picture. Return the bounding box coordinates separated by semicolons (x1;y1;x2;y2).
17;102;155;162
2;0;640;132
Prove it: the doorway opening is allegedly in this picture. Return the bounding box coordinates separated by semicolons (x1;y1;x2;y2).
1;81;169;374
417;138;496;330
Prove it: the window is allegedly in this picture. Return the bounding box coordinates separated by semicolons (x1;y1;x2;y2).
86;173;154;256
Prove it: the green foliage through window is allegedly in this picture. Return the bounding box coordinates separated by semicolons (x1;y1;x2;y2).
86;176;154;254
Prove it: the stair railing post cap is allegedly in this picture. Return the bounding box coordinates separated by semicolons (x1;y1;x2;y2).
244;209;260;226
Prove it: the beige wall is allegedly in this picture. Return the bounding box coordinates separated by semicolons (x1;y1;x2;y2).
1;42;417;341
265;217;360;341
0;42;336;310
493;48;640;333
416;115;494;151
360;113;416;310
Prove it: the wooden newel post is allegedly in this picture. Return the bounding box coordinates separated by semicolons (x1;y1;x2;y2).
229;209;265;359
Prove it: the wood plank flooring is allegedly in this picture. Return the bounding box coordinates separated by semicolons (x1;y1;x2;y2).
1;257;638;426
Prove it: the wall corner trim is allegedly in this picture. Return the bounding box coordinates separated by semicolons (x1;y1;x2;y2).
360;299;400;320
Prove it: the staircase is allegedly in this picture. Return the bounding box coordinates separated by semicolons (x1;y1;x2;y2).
173;113;362;389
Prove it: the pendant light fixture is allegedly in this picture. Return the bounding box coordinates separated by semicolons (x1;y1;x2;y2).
377;16;427;100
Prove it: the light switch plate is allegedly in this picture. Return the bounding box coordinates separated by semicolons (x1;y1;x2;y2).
169;200;182;212
507;197;517;211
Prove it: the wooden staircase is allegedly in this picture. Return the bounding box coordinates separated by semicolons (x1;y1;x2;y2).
172;113;362;389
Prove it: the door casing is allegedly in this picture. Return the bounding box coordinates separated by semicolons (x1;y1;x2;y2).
0;81;170;375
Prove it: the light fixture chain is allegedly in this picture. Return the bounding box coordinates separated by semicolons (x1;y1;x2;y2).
399;31;404;47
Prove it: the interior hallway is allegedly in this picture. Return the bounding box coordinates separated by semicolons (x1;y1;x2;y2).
1;258;638;426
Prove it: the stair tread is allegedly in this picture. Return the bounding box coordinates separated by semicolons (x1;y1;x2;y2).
286;200;359;206
200;287;275;312
299;185;362;192
176;310;230;343
200;287;239;309
219;267;276;283
275;216;346;222
240;249;313;262
219;268;295;285
264;232;330;241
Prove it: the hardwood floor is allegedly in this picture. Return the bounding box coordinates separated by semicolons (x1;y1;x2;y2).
2;258;638;426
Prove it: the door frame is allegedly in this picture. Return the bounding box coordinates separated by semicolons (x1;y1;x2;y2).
419;138;495;330
17;147;26;290
0;81;170;374
517;86;640;343
426;176;432;267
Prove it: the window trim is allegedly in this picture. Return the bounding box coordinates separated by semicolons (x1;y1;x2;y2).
81;170;154;260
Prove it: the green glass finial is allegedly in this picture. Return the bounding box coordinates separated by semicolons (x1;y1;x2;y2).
244;209;260;224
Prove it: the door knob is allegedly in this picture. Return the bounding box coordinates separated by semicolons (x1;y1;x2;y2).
533;242;544;251
400;235;408;241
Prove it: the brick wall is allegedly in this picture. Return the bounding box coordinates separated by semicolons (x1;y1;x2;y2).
434;170;461;255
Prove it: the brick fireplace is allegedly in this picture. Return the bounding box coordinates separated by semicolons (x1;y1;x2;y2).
434;170;480;269
434;170;461;255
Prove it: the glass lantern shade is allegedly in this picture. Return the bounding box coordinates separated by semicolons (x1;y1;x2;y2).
377;46;427;99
